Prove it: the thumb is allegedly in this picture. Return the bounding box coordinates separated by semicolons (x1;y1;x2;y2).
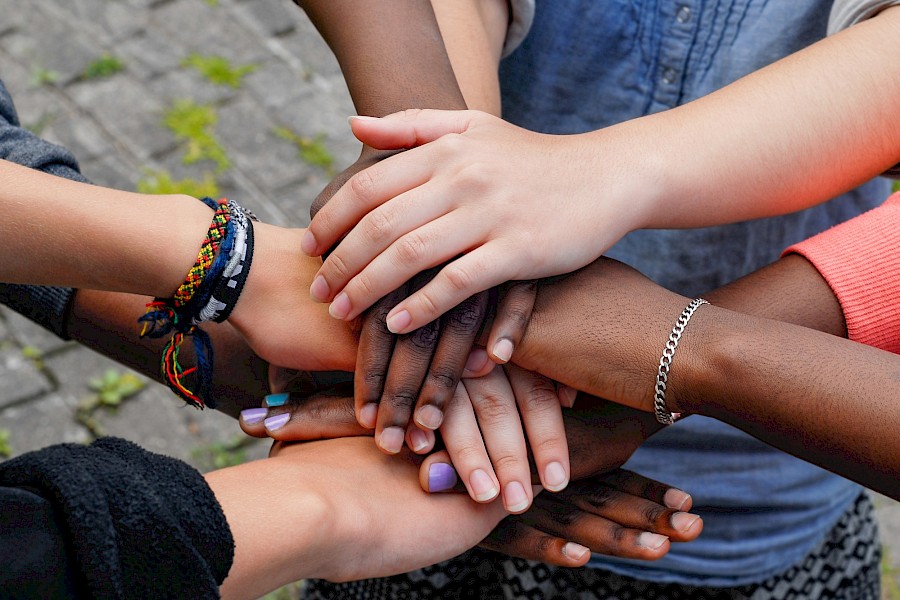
348;108;479;150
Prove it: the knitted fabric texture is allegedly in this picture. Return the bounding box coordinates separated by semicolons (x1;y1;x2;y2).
784;191;900;354
0;437;234;599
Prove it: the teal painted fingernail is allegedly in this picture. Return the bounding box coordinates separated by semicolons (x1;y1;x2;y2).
265;393;289;407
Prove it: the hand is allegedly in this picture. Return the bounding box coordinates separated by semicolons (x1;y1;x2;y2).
226;222;357;373
427;365;569;512
302;109;649;334
213;436;509;598
480;469;703;565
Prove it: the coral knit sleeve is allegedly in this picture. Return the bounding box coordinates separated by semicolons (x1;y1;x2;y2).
784;192;900;354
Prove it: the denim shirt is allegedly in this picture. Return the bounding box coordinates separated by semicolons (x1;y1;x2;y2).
500;0;891;586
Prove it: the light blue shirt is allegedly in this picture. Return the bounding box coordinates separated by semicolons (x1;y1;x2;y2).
499;0;891;586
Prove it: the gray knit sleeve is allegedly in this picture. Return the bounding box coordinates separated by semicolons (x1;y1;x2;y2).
828;0;900;34
0;79;89;339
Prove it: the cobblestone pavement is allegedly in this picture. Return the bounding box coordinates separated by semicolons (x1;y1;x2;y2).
0;1;898;597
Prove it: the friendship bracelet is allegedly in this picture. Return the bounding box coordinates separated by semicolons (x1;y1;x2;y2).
138;196;257;410
654;298;709;425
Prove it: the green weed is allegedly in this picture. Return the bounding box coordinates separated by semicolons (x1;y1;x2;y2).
163;100;231;172
190;436;259;471
0;429;12;459
76;369;145;439
83;54;125;79
31;67;59;87
273;126;334;174
182;53;257;88
137;169;220;198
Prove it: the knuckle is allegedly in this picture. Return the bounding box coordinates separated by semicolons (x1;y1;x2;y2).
517;380;557;414
426;366;460;392
436;132;467;154
353;271;379;300
382;389;418;412
406;321;439;350
533;534;557;556
361;370;386;395
395;233;428;265
362;209;394;245
473;392;516;421
642;505;668;526
499;306;531;332
581;487;616;511
443;263;477;295
445;298;484;331
547;503;582;527
451;442;487;467
348;168;378;204
490;452;524;473
325;252;351;281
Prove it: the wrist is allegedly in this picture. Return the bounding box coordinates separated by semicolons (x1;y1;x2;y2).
210;457;334;598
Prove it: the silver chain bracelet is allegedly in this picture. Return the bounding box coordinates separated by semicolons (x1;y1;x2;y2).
654;298;709;425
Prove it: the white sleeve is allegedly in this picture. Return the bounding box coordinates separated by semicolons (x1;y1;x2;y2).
502;0;535;57
828;0;900;34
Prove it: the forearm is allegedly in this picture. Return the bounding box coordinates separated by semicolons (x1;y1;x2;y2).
0;159;208;296
66;289;269;418
294;0;468;115
431;0;508;114
515;256;900;497
614;6;900;229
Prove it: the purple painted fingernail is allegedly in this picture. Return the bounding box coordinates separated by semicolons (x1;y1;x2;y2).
240;408;268;425
264;413;290;432
428;463;458;493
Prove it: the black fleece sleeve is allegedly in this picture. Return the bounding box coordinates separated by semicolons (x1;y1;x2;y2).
0;78;88;339
0;437;234;599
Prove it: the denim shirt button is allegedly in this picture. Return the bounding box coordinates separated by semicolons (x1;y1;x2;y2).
662;67;678;84
676;5;692;23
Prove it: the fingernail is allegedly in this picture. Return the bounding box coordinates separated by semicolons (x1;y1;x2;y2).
359;403;378;429
415;405;443;430
637;532;668;550
428;463;458;493
301;230;318;255
469;469;499;502
558;385;578;408
503;481;530;513
385;309;411;334
264;393;289;407
409;428;430;452
329;292;351;320
240;408;268;425
463;348;489;375
562;542;590;561
492;338;514;363
664;488;692;511
671;512;701;533
310;275;329;302
378;427;405;454
264;413;290;432
543;461;568;492
348;115;379;123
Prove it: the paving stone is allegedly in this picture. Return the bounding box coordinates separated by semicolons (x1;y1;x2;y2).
146;67;239;107
115;32;189;80
236;0;299;38
0;345;54;409
216;94;309;192
1;309;72;355
80;151;143;192
0;393;89;457
56;0;149;43
68;75;176;160
2;19;101;86
0;0;28;37
150;0;269;65
41;108;117;162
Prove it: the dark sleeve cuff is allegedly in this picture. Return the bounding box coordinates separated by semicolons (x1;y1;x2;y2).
0;438;235;599
0;284;75;340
